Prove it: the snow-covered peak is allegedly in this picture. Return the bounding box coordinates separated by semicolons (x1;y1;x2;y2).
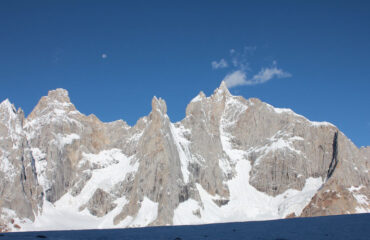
0;99;16;114
0;99;19;123
0;98;11;106
151;96;167;115
0;98;24;147
190;91;206;103
214;81;231;97
188;82;231;107
24;89;81;137
27;89;77;119
47;88;71;103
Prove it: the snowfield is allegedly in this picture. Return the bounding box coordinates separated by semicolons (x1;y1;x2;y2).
2;214;369;240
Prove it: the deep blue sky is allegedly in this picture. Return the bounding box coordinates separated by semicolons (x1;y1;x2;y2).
0;1;369;147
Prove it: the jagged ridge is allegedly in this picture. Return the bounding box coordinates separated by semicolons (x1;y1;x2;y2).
0;82;369;232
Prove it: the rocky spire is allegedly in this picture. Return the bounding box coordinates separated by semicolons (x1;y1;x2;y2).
0;99;24;129
0;99;16;114
151;96;167;115
214;81;231;97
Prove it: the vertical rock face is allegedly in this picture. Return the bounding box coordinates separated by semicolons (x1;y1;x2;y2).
0;82;369;232
301;132;370;216
182;84;231;199
113;97;186;226
0;100;42;231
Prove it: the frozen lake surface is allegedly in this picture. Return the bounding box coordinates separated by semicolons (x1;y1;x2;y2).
1;214;369;240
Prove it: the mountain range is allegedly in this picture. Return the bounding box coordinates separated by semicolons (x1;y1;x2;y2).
0;82;369;232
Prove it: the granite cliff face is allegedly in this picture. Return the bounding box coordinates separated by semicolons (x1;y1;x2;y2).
0;82;369;231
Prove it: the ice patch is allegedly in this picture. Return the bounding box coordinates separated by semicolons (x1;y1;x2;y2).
311;121;335;127
265;103;336;128
81;149;126;169
0;155;15;173
249;136;304;166
191;94;204;103
348;185;364;192
274;108;294;114
246;131;306;165
265;103;303;118
170;123;191;183
289;136;304;141
54;109;65;115
125;197;158;227
0;153;16;180
222;97;248;126
31;148;49;191
257;138;302;155
128;130;144;143
348;185;370;213
51;133;80;149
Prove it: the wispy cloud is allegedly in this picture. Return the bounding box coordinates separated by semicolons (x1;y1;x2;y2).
224;62;291;88
212;47;291;88
211;58;228;69
222;70;247;88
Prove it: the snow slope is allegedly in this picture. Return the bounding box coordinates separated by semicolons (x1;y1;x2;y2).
21;149;140;231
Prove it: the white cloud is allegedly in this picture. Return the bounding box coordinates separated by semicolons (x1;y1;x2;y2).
214;48;291;88
223;70;247;88
250;65;292;85
101;53;108;59
211;59;228;69
223;62;291;88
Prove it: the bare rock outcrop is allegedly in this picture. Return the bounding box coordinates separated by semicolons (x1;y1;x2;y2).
86;188;117;217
